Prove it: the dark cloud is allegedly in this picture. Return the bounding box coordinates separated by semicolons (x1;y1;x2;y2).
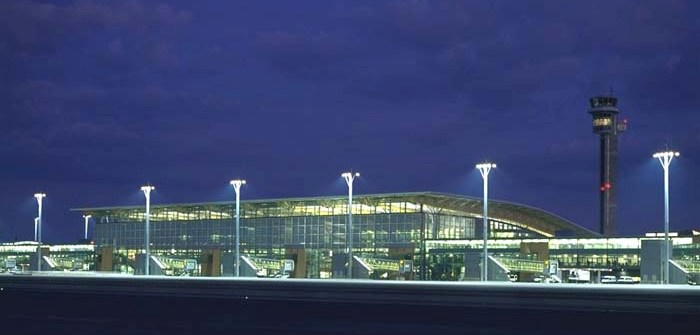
0;0;190;56
0;1;194;155
0;0;698;242
320;0;698;113
384;0;479;48
255;30;354;78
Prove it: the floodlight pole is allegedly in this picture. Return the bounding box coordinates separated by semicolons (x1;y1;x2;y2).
230;179;246;277
141;185;155;276
83;215;92;240
34;193;46;272
476;163;496;282
654;151;679;284
342;172;360;279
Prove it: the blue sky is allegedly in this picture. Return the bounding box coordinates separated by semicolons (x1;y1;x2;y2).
1;0;698;242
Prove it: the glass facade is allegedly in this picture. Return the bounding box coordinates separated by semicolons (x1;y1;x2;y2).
425;236;700;280
76;192;700;281
0;242;95;272
85;193;558;278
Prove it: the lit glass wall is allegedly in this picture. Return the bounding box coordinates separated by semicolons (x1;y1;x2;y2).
86;195;579;278
425;236;700;279
90;198;502;277
0;243;95;272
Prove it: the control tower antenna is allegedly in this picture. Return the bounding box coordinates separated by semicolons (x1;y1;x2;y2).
589;95;627;236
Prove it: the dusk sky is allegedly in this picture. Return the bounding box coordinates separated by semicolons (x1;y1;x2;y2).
1;0;698;243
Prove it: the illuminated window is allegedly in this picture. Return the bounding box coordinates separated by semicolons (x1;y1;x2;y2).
593;118;612;127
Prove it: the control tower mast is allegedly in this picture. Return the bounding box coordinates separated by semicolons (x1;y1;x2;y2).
589;96;627;237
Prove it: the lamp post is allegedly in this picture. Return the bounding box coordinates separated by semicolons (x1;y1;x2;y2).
141;185;155;276
230;179;246;277
34;217;39;242
476;162;496;282
83;214;92;240
341;171;360;279
653;150;679;284
34;193;46;271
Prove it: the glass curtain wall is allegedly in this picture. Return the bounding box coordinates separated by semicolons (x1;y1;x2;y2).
91;198;485;278
92;193;606;279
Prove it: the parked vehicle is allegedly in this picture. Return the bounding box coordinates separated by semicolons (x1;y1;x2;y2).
617;275;638;284
601;275;617;283
568;269;591;283
533;275;560;283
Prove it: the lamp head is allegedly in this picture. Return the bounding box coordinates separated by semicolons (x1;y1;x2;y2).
230;179;247;186
34;193;46;200
475;162;497;169
83;214;92;219
653;151;680;159
341;171;360;178
140;185;155;192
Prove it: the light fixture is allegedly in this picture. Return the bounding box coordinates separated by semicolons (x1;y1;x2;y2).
475;162;496;281
230;179;246;277
653;150;679;284
341;171;360;279
34;193;46;272
141;185;155;276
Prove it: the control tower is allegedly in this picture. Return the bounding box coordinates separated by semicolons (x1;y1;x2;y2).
589;96;627;237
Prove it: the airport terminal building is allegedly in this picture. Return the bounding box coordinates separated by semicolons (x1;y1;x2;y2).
58;191;698;283
2;192;697;283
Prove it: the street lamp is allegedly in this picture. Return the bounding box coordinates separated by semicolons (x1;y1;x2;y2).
34;217;39;242
34;193;46;271
83;215;92;240
476;162;496;282
653;150;679;284
230;179;246;277
341;171;360;279
141;185;155;276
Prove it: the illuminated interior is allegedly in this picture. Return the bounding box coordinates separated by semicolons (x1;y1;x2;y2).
63;192;699;281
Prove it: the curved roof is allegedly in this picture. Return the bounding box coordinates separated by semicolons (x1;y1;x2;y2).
73;191;598;238
403;192;598;238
